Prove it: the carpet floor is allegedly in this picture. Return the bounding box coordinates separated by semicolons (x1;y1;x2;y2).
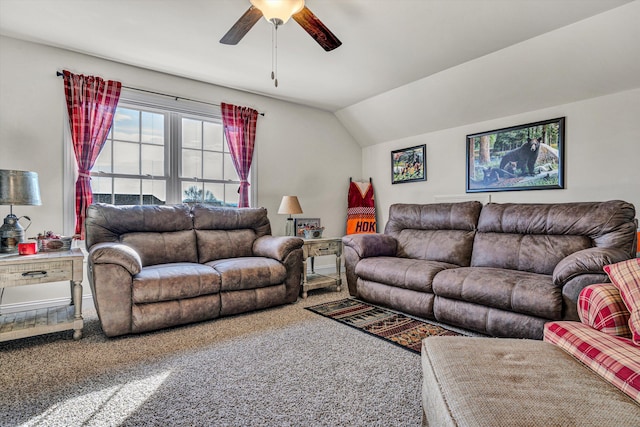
306;298;462;353
0;286;423;427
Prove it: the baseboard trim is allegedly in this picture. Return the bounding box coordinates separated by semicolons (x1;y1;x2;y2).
0;295;95;315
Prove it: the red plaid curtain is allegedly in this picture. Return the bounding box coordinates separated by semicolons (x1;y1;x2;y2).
221;103;258;208
62;70;121;238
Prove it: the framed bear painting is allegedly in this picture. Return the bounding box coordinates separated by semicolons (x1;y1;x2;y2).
466;117;565;193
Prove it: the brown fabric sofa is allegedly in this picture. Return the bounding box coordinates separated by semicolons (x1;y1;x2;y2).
342;200;637;339
85;203;304;337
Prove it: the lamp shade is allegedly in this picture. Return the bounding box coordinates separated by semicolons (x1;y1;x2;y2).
278;196;303;215
250;0;305;25
0;170;42;206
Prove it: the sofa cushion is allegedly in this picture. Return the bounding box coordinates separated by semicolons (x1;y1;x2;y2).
121;230;198;266
357;280;436;320
192;205;271;238
196;229;257;263
471;232;591;275
433;267;562;320
132;263;221;304
434;297;547;339
578;284;632;339
472;201;637;275
85;203;194;249
477;201;636;248
207;257;287;291
395;229;476;266
132;294;221;334
220;285;288;316
384;202;481;266
355;257;458;293
604;258;640;345
544;321;640;403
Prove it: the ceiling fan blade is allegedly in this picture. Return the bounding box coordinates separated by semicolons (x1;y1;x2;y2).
220;6;263;45
292;6;342;52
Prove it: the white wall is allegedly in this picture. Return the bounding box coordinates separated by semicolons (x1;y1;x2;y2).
337;1;640;147
0;36;362;308
363;88;640;227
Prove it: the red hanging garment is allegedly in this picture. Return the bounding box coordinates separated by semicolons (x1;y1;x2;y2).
346;180;376;234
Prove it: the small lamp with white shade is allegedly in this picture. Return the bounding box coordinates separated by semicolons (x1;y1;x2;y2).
277;196;303;236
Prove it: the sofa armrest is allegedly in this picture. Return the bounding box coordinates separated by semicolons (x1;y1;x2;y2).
341;233;397;258
553;247;631;286
88;242;142;276
342;234;398;298
253;235;304;262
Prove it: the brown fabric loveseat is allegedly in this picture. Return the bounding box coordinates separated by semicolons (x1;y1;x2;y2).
342;200;637;339
85;203;304;337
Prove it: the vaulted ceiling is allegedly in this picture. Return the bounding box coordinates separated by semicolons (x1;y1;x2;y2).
0;0;633;113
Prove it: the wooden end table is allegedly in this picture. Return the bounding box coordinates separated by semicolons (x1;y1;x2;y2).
301;237;342;298
0;248;84;341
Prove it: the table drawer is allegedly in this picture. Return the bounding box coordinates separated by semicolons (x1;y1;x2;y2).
0;260;73;287
306;241;342;257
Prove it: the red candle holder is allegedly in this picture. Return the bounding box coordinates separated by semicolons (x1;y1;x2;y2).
18;241;38;255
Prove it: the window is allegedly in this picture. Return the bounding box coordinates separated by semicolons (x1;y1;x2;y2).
90;91;246;207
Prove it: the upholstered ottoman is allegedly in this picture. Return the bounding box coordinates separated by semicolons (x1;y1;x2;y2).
421;337;640;426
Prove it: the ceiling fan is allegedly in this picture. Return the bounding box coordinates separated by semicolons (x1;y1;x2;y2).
220;0;342;52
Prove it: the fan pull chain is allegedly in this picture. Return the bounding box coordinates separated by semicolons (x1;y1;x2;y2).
271;23;279;87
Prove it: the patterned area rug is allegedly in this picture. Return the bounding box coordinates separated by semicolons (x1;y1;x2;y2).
306;298;462;354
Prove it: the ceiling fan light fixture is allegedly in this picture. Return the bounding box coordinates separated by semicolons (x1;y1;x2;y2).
250;0;305;26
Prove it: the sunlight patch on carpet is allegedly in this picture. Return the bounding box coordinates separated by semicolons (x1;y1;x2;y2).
21;370;171;426
306;298;462;354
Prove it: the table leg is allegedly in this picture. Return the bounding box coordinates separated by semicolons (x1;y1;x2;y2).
302;257;308;299
72;279;83;340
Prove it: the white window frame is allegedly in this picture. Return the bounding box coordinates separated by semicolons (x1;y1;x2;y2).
63;89;257;236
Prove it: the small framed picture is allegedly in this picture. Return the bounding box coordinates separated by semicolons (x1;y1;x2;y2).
294;218;321;237
466;117;565;193
391;144;426;184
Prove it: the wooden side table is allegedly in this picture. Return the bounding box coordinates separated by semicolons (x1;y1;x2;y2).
0;248;84;341
301;237;342;298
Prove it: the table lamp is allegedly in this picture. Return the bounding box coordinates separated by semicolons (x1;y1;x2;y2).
0;170;42;253
278;196;303;236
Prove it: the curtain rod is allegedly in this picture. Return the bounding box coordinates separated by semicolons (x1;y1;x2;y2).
55;71;265;116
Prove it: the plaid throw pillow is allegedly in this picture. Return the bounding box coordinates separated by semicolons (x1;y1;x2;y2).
578;284;632;338
604;258;640;345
